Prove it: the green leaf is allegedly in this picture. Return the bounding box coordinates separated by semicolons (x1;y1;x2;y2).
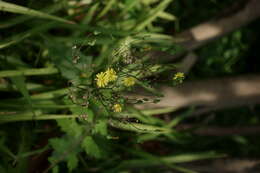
0;2;66;29
49;136;81;171
70;105;94;123
97;0;116;19
0;32;31;49
57;119;84;137
0;21;57;49
137;133;160;143
49;137;69;154
134;0;172;31
52;166;59;173
81;136;101;158
0;68;58;78
67;153;78;172
94;120;108;136
166;107;194;128
0;1;73;24
48;40;93;83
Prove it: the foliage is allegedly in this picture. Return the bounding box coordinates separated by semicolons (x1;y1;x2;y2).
0;0;259;173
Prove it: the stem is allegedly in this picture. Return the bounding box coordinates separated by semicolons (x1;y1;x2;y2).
0;114;79;123
0;68;59;77
0;113;171;134
31;88;68;99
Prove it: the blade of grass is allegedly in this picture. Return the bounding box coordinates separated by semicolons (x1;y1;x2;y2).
129;149;198;173
0;21;58;49
97;0;116;19
81;2;100;25
0;113;79;123
10;76;35;117
0;33;31;49
166;107;194;128
0;1;74;24
111;152;225;169
126;106;165;125
109;119;171;134
0;102;75;109
0;82;52;92
119;0;139;17
158;11;177;21
134;0;172;31
0;1;67;29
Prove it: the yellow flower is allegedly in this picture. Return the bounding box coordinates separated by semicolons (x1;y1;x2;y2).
173;72;185;80
113;104;122;112
95;72;108;88
105;68;117;82
95;68;117;88
123;77;136;87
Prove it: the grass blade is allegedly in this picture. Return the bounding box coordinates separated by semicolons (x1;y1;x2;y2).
10;76;34;115
0;1;74;24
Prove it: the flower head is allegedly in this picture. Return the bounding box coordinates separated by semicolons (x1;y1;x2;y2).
123;77;136;87
113;104;122;112
173;72;185;80
95;68;117;88
173;72;185;84
105;68;117;82
95;72;109;88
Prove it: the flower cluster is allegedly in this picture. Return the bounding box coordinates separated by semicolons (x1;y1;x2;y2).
95;68;118;88
94;68;138;113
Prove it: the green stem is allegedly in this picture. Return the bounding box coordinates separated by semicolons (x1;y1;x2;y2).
0;68;59;77
0;114;78;123
0;113;171;134
31;88;68;99
0;82;50;91
0;103;75;109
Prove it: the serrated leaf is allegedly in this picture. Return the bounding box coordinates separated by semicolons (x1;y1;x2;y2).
48;43;81;81
67;153;78;172
49;136;81;172
52;166;59;173
70;106;94;123
94;120;108;136
81;136;101;158
49;138;69;154
48;41;93;83
56;119;84;137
